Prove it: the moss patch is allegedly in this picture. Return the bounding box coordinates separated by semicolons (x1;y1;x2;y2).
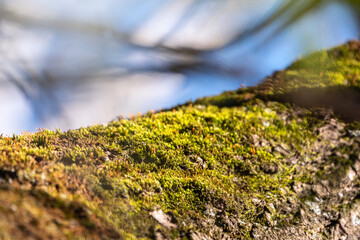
0;40;360;239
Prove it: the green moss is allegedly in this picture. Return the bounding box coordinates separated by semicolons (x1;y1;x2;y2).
0;101;317;238
0;40;359;238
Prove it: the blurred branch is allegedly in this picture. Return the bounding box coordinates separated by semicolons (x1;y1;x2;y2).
0;0;358;59
2;58;62;122
155;0;203;46
265;0;324;42
0;5;204;56
210;0;325;52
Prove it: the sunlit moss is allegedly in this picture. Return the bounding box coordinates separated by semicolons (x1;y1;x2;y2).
0;41;359;239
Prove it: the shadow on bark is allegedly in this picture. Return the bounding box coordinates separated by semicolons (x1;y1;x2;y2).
271;86;360;122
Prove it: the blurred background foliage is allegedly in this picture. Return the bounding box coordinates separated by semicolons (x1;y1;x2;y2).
0;0;359;134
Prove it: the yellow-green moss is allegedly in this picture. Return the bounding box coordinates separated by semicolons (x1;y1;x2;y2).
0;40;359;239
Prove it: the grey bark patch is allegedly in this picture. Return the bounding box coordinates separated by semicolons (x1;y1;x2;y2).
150;210;177;229
189;230;210;240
